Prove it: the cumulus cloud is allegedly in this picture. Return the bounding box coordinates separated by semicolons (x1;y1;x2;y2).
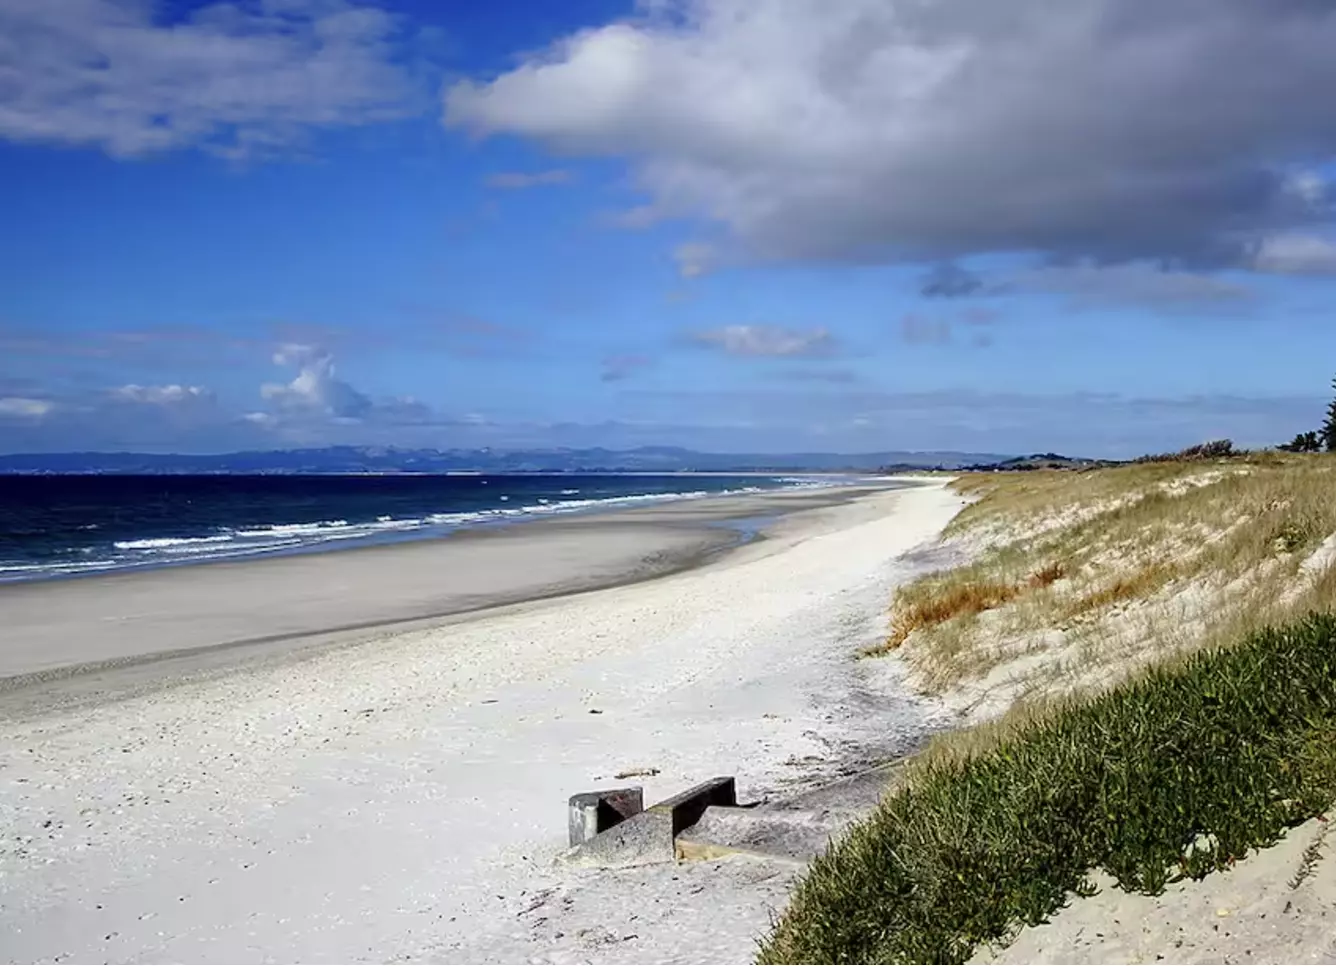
484;169;573;189
255;345;453;432
0;0;419;158
0;397;54;419
0;379;270;452
691;324;835;358
0;369;1321;458
110;384;211;405
445;0;1336;271
261;343;372;418
0;338;479;451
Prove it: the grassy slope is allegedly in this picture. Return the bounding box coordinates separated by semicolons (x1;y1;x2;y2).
759;454;1336;964
873;454;1336;711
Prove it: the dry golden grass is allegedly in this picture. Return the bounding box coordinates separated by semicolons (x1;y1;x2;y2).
873;453;1336;714
1028;561;1066;588
867;561;1068;656
1067;562;1177;617
882;580;1021;650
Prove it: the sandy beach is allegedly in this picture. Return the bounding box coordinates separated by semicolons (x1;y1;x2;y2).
0;478;965;964
0;486;857;687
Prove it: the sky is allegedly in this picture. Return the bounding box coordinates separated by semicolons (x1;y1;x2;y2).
3;0;1336;458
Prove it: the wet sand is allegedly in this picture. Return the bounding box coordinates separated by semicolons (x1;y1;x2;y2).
0;484;896;693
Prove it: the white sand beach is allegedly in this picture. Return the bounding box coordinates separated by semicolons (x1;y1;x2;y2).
970;813;1336;966
0;479;965;964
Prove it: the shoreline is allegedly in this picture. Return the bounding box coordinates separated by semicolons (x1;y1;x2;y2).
0;478;965;964
0;474;860;588
0;481;903;697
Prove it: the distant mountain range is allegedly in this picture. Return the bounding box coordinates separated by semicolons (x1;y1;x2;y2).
0;445;1021;475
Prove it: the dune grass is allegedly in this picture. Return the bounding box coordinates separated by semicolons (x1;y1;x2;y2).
1066;561;1176;617
867;562;1066;656
874;454;1336;700
759;612;1336;965
760;454;1336;963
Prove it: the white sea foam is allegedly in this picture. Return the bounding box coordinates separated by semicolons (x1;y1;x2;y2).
5;478;825;582
114;534;235;551
230;520;352;538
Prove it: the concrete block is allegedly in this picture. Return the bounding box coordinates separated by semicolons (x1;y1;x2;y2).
561;776;738;868
567;786;644;847
676;804;835;862
652;776;737;837
563;808;677;868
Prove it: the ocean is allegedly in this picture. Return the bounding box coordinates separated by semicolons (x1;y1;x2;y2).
0;473;839;582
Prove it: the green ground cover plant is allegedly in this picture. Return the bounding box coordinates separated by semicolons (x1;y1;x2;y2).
760;613;1336;964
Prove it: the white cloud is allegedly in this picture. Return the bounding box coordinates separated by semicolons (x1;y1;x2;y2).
445;0;1336;269
0;0;419;158
111;383;209;404
1252;234;1336;276
0;396;53;418
271;342;320;367
262;343;371;418
692;324;834;357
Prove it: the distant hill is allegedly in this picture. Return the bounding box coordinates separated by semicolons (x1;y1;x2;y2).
957;452;1113;472
0;445;1017;475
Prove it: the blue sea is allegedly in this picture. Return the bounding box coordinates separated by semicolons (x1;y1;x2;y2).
0;473;840;582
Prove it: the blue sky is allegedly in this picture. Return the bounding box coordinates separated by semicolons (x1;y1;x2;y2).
3;0;1336;458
